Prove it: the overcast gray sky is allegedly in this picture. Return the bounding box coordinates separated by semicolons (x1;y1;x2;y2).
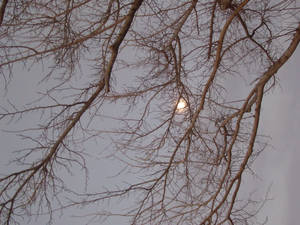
0;36;299;225
258;47;300;225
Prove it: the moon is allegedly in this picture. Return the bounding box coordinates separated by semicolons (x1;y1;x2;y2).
176;98;187;111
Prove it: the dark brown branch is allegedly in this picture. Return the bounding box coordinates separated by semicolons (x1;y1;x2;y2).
207;0;218;60
105;0;144;92
0;0;8;26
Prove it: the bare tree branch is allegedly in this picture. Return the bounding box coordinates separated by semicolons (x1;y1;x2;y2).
0;0;299;224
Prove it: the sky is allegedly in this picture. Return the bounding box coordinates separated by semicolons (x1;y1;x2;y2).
258;48;300;225
0;32;299;225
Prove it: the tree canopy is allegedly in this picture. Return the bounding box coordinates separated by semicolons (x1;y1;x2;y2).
0;0;299;224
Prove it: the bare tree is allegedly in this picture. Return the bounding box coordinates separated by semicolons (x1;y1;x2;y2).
0;0;299;224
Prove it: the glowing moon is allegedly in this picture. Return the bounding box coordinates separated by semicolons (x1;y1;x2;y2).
176;98;187;111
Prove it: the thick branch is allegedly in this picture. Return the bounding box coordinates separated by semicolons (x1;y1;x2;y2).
0;0;8;26
105;0;144;92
